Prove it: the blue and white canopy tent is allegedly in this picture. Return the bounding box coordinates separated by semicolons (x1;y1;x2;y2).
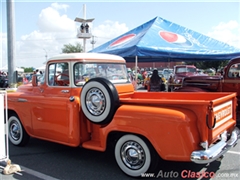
90;16;240;63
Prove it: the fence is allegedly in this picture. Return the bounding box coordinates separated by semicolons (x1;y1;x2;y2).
0;91;8;162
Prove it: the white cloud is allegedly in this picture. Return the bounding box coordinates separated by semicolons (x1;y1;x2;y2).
37;5;75;33
13;3;79;68
8;3;129;68
207;20;240;48
51;2;69;12
88;20;129;50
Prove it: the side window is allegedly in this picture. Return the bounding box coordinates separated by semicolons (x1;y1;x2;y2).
48;62;69;86
228;63;240;78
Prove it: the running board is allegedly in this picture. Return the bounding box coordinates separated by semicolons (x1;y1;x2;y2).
82;140;104;151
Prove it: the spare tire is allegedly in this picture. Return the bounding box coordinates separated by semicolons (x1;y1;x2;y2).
80;77;120;125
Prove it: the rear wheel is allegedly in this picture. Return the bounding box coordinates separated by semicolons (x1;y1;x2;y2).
8;114;30;146
114;134;159;177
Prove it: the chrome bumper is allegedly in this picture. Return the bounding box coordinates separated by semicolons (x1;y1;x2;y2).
191;127;240;164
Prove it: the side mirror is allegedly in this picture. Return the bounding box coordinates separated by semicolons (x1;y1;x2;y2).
32;75;38;86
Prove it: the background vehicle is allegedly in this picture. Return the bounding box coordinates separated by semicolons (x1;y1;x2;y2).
173;65;199;84
162;68;173;80
5;53;240;178
175;57;240;126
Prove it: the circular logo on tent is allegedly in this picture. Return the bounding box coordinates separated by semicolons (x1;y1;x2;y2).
159;31;192;47
109;34;136;48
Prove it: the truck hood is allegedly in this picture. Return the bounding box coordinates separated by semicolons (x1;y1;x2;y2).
184;75;222;81
176;72;207;78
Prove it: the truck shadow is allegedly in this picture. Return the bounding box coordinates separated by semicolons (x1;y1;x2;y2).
5;138;223;180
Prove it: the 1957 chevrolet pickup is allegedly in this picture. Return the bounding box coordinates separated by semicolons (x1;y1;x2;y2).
6;53;240;177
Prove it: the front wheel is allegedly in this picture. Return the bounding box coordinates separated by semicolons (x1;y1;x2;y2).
8;114;30;146
115;134;158;177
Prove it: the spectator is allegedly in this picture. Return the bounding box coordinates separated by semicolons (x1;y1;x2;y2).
80;24;84;33
148;69;162;92
22;74;28;84
168;74;174;91
85;23;89;33
142;69;147;79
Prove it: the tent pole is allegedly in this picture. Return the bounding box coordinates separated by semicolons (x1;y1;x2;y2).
135;56;138;83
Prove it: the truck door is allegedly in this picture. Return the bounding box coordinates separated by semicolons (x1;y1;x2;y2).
32;62;70;143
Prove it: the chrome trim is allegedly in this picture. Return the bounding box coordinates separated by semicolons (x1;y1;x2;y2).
69;96;75;102
17;98;27;102
200;141;208;150
191;127;240;164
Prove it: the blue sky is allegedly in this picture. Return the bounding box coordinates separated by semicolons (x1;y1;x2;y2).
1;0;240;68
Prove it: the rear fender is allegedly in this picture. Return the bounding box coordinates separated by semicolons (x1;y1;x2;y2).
102;105;200;161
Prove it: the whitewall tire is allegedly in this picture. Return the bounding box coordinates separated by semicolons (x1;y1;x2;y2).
80;77;120;125
115;134;157;177
8;114;30;146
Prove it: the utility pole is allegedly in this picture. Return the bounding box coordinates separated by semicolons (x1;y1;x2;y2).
7;0;17;86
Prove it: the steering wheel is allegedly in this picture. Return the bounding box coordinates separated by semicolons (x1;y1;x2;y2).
55;73;69;86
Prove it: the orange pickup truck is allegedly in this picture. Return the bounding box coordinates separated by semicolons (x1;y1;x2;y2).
6;53;240;177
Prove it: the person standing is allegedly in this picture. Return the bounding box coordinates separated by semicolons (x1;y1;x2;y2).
148;69;162;92
168;74;174;92
80;24;84;33
85;23;89;33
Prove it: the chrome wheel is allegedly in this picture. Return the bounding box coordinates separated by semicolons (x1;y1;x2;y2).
121;141;146;170
9;120;21;141
8;114;30;146
115;134;151;177
86;87;106;116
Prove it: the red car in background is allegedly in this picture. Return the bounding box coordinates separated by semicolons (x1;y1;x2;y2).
173;65;207;84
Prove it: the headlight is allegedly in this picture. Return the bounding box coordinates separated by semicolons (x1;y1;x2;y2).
176;79;181;84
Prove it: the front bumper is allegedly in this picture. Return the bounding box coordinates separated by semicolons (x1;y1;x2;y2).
191;127;240;164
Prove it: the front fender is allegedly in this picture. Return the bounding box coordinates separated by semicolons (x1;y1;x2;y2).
101;104;200;161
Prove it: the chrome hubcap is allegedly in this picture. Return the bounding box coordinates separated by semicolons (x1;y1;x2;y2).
86;88;106;115
121;141;145;170
10;121;20;141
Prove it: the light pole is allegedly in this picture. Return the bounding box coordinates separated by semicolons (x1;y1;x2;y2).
74;4;94;52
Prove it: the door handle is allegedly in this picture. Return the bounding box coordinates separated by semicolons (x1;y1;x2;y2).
61;90;69;93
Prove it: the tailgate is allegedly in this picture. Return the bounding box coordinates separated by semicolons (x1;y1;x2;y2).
208;93;237;143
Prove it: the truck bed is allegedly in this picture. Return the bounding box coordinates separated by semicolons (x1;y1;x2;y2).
119;91;237;143
119;91;236;106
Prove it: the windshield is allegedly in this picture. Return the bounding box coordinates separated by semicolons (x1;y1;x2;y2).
176;67;196;73
74;63;129;86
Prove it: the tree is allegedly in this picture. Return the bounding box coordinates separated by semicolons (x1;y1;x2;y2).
185;60;229;72
61;42;83;53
